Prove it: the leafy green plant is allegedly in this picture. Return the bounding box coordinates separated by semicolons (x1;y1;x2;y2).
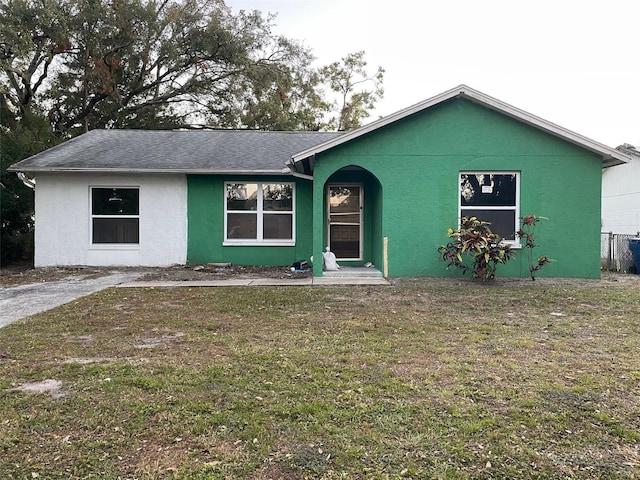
438;216;514;280
518;215;552;280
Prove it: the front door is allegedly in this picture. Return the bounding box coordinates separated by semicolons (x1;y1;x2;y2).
327;184;363;260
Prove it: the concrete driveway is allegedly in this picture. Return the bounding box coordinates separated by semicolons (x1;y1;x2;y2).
0;271;145;328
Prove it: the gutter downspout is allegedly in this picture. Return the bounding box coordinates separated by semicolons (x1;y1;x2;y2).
281;165;313;181
289;171;314;181
17;172;35;189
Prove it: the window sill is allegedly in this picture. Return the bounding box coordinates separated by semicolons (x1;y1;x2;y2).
223;241;295;247
502;242;522;249
89;244;140;250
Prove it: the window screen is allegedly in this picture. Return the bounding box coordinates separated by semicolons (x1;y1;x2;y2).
91;188;139;244
460;173;519;241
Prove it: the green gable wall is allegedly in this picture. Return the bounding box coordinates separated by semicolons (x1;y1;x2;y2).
311;98;603;279
187;175;313;266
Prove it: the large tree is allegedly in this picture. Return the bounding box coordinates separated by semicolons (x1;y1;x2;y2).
1;0;318;134
1;0;385;134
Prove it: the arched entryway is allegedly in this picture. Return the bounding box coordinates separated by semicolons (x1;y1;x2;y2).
324;166;383;268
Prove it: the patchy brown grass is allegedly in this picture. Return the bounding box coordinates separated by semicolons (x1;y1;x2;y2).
1;275;639;479
0;265;115;288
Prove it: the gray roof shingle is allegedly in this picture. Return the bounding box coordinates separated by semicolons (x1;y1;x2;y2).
9;129;344;173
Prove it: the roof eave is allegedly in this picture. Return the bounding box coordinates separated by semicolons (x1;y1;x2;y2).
7;167;291;175
602;155;630;168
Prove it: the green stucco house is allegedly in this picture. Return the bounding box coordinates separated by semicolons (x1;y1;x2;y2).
10;85;630;278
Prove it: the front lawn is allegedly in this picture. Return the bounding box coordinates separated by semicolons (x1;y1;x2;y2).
1;278;639;479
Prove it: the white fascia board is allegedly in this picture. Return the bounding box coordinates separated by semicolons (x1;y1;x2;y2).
290;84;629;168
9;168;290;175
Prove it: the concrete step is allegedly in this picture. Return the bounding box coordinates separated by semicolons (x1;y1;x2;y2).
322;266;384;278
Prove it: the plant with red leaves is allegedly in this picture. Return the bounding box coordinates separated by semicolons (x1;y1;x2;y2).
438;216;514;280
517;215;553;280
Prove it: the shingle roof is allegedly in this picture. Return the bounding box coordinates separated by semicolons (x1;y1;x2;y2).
9;129;344;174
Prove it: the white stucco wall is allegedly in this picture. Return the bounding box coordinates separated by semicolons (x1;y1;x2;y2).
602;153;640;235
34;173;187;267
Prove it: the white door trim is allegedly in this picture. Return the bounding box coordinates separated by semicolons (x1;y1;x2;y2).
327;183;363;261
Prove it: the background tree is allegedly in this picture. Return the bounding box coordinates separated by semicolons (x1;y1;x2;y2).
229;49;385;131
321;50;384;131
0;110;59;265
228;54;332;131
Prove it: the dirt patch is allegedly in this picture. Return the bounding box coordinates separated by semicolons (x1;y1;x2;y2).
66;334;97;343
0;264;310;288
135;331;185;349
11;379;67;399
63;357;111;364
0;265;124;288
140;264;312;282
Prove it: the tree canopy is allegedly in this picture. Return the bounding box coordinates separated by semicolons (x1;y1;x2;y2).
0;0;384;134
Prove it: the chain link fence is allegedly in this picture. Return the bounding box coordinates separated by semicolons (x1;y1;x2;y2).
601;232;639;273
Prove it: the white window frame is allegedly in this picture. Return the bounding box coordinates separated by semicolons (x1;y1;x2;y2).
458;172;521;246
223;182;295;246
89;186;140;247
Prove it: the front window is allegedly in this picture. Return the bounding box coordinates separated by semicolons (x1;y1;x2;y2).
459;172;519;242
225;182;294;244
91;187;139;244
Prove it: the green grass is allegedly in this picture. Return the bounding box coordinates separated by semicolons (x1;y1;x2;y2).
1;279;640;479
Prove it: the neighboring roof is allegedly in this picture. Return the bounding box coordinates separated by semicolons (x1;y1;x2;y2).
9;129;344;174
288;84;630;173
615;143;640;158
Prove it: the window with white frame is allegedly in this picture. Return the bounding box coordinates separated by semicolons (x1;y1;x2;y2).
91;187;139;244
225;182;294;244
459;172;519;242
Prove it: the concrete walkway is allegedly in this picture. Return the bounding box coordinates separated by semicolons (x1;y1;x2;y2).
1;274;389;328
0;271;146;328
117;276;389;288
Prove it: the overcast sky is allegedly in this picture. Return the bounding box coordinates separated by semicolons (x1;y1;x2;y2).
227;0;639;147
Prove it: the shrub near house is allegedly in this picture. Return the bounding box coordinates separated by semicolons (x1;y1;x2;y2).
439;215;551;280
